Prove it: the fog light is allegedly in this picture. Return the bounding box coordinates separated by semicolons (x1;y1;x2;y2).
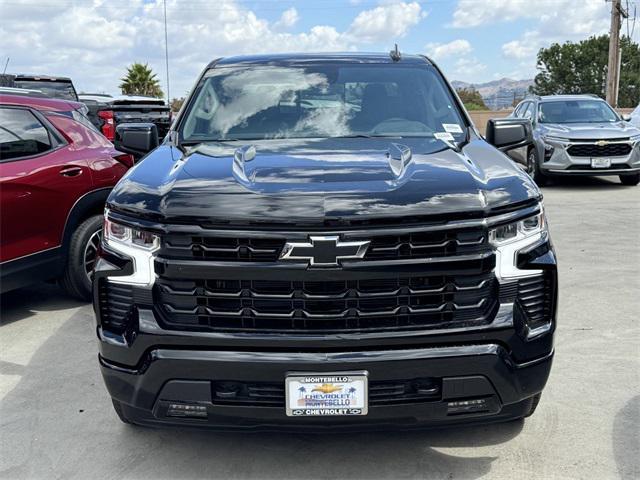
166;403;208;418
447;398;488;414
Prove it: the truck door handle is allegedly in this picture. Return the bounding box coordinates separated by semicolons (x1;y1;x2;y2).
60;166;83;177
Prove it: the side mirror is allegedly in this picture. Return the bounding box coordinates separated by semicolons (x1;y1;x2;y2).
114;123;159;157
621;114;631;122
485;118;533;152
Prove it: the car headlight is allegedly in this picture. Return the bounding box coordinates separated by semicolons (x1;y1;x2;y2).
103;213;159;285
490;209;548;279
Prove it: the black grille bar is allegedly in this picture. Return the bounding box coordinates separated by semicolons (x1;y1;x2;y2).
98;281;134;332
160;226;489;263
567;143;632;157
516;273;554;329
154;272;498;334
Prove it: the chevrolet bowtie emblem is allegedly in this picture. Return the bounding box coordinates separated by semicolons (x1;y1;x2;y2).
279;236;370;267
595;140;609;147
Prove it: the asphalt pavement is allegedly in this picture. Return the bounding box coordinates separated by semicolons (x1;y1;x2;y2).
1;176;639;480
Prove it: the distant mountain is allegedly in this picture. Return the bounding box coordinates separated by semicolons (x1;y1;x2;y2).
452;78;534;110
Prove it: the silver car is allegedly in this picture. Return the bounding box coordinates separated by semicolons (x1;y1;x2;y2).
508;94;640;186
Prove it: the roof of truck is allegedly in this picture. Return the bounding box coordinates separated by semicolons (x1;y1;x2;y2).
211;52;431;68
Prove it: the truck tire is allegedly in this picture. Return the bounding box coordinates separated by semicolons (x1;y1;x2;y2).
60;214;103;302
620;173;640;186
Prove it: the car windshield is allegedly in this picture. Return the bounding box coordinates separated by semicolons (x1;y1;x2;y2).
180;64;466;142
539;100;619;124
14;80;77;101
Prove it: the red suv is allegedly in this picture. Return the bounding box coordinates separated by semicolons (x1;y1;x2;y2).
0;94;133;300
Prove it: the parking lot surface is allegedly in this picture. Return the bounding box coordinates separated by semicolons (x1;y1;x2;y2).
1;176;639;480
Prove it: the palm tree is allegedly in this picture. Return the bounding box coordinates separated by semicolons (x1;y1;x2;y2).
119;63;164;98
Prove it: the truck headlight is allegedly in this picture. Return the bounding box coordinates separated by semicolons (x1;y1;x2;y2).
103;213;159;285
104;217;159;250
490;209;548;279
489;211;545;246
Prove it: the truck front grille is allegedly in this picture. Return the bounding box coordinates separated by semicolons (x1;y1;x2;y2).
160;226;488;263
154;271;498;333
567;143;632;157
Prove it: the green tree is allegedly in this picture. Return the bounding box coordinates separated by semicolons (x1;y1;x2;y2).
456;87;488;110
170;97;185;112
119;63;164;98
531;35;640;107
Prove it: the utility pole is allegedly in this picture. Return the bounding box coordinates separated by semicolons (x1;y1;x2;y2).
163;0;171;106
606;0;628;107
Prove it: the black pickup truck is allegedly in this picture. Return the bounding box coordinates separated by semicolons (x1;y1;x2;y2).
1;74;79;101
95;52;557;430
79;94;171;151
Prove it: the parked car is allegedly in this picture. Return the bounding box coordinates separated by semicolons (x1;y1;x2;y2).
0;94;134;300
509;94;640;185
79;94;171;153
4;74;79;101
95;52;557;429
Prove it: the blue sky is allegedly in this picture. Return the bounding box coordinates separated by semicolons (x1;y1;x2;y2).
1;0;635;97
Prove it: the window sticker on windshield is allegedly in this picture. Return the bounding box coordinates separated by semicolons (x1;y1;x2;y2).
435;132;455;141
442;124;463;133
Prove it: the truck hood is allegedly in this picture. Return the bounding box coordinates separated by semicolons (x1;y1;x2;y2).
108;137;540;226
540;121;640;139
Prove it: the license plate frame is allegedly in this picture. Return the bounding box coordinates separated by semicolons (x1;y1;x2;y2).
285;372;368;417
591;157;611;168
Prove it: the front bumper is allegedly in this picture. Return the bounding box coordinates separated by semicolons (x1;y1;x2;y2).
539;138;640;175
94;206;557;430
100;343;553;431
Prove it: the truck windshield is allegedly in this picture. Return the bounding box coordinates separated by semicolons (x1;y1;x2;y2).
539;100;619;124
180;64;466;142
13;80;77;101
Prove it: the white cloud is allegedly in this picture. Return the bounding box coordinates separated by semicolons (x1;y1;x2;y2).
453;0;608;32
502;32;540;60
348;1;425;43
425;39;472;60
492;0;609;76
0;1;425;98
452;0;534;28
451;57;487;81
274;7;299;29
450;0;609;77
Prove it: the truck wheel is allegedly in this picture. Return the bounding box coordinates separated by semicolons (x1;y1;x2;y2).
111;399;133;424
620;173;640;186
527;149;548;186
60;214;103;302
